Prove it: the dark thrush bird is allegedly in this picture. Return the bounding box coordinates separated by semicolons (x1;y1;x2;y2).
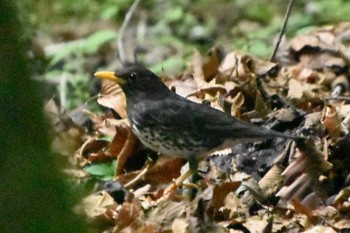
94;66;299;167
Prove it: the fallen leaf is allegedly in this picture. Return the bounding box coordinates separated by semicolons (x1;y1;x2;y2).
207;181;241;219
145;158;185;184
172;218;189;233
83;160;116;180
287;78;317;99
219;51;253;81
110;124;139;175
75;191;116;218
291;198;315;220
79;137;110;162
258;165;284;198
202;47;221;82
97;80;127;118
243;217;269;233
303;225;337;233
115;197;142;227
321;105;341;140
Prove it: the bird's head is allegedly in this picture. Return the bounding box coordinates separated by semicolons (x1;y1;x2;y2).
94;66;170;100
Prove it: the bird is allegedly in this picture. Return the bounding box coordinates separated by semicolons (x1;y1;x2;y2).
94;66;300;171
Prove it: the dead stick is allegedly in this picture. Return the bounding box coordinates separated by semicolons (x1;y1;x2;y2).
118;0;141;65
269;0;294;62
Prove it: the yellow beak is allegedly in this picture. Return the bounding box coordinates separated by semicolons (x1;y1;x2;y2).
94;71;126;84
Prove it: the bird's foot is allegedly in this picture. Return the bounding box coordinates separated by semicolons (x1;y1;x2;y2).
162;168;193;197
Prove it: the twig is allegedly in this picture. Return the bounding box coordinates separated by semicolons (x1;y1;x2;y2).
59;72;68;113
324;96;350;101
269;0;294;62
124;162;152;188
118;0;141;66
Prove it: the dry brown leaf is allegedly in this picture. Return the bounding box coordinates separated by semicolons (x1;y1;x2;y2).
203;48;222;81
97;80;127;118
86;110;127;136
219;51;253;81
167;74;198;99
115;197;142;227
79;137;110;162
258;165;284;197
291;198;315;219
300;140;333;174
145;158;185;184
301;192;322;210
332;219;350;231
278;138;333;205
75;191;116;218
338;104;350;118
248;57;280;77
321;105;342;140
110;124;139;175
229;92;244;117
253;90;270;118
198;84;227;97
281;151;309;185
287;78;317;99
243;217;269;233
289;32;336;52
278;22;350;85
135;223;156;233
273;108;297;122
207;181;241;219
192;49;207;84
313;206;338;219
333;187;350;206
299;53;346;71
172;218;189;233
191;47;222;82
289;65;321;83
332;187;350;212
277;173;312;203
303;225;337;233
222;192;240;218
146;200;186;229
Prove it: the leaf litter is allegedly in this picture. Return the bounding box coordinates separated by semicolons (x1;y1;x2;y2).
47;22;350;232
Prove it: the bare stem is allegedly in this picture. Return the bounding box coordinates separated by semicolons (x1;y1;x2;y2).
269;0;294;62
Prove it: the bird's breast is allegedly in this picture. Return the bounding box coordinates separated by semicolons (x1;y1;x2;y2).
129;117;210;158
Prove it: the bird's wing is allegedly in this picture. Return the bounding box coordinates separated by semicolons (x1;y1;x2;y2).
131;97;208;131
131;95;292;140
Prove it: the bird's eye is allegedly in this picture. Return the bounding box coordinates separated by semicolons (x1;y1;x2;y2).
129;73;137;81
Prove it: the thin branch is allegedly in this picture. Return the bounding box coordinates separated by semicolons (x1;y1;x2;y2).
124;162;152;188
324;96;350;101
118;0;141;66
59;72;68;112
269;0;295;62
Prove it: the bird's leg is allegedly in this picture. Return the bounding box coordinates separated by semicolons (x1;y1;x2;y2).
162;156;199;198
162;164;193;197
188;155;198;171
182;156;200;199
186;156;201;187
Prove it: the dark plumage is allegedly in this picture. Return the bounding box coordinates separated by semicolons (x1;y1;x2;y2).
95;66;299;161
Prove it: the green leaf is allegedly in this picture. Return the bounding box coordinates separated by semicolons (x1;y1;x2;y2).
48;30;117;67
248;40;270;57
83;30;118;54
48;41;82;67
83;160;116;181
165;6;183;22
